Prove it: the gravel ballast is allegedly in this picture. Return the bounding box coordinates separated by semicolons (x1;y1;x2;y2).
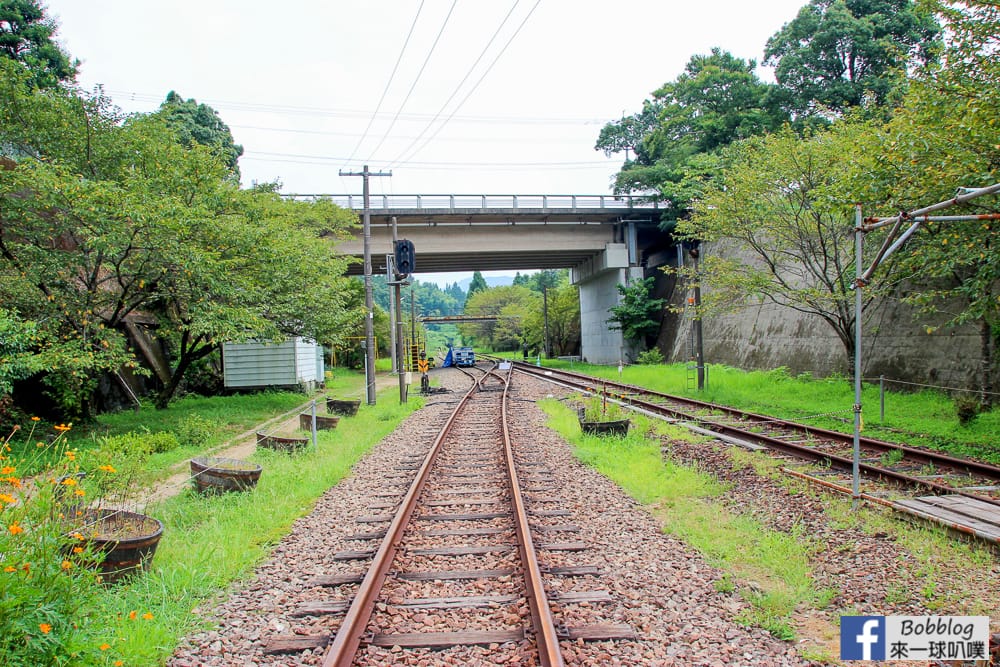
167;368;997;666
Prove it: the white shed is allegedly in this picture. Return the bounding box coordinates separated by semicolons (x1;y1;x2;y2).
222;338;325;391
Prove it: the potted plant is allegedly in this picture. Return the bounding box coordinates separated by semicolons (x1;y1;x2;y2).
578;392;631;436
189;456;262;494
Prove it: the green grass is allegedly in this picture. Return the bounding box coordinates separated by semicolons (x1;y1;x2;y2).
85;381;420;665
539;399;825;641
538;360;1000;464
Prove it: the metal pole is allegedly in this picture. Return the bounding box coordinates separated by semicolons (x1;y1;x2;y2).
543;286;549;359
693;253;705;390
339;165;391;406
389;217;398;375
852;204;864;507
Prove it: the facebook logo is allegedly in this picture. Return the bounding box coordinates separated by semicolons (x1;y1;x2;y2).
841;616;886;660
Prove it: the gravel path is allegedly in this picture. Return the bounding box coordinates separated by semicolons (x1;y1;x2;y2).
165;368;853;666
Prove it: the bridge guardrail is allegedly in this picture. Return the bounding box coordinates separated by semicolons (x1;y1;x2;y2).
285;194;661;211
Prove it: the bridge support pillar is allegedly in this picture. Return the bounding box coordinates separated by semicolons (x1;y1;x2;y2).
572;243;643;365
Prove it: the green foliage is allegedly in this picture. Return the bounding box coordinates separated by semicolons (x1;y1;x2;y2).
954;395;982;426
764;0;941;117
154;91;244;179
460;285;540;351
679;121;896;366
597;49;787;214
0;423;111;667
579;394;627;422
97;430;179;458
606;277;665;345
173;414;213;448
0;0;77;89
467;270;488;297
635;347;664;365
0;61;359;415
0;308;43;397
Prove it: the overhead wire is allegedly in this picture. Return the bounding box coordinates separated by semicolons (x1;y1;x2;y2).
389;0;544;167
342;0;426;167
363;0;459;163
386;0;522;168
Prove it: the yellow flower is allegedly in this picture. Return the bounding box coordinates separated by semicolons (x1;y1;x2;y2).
30;416;40;422
8;522;23;535
142;612;154;620
39;623;52;634
98;465;117;473
61;560;73;570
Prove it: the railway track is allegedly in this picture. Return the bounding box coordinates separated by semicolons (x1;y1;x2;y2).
265;361;632;665
500;360;1000;544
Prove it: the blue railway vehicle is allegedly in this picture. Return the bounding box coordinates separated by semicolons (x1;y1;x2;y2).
453;347;476;367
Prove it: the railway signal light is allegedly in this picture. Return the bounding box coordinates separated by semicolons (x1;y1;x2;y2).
395;239;415;276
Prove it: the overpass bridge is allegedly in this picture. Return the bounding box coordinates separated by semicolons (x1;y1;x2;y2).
289;194;670;274
288;193;679;364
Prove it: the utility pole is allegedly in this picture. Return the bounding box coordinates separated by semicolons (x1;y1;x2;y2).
339;165;391;405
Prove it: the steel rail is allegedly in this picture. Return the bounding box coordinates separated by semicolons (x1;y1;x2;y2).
499;364;565;667
510;362;1000;508
320;381;478;667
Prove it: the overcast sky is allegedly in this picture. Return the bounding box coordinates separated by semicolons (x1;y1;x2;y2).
42;0;807;284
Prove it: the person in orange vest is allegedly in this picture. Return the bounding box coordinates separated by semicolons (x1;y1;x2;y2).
418;352;430;392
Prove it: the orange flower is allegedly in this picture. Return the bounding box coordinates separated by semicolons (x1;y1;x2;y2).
3;566;15;573
8;522;23;535
128;611;137;620
30;416;40;422
115;662;124;667
99;643;111;651
54;423;72;433
72;546;83;554
6;477;21;488
98;465;117;473
74;489;85;497
1;466;15;475
39;623;51;634
0;493;16;505
60;477;77;486
61;560;73;570
142;612;153;620
64;451;76;461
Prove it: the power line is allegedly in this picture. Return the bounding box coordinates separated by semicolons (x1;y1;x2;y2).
389;0;543;167
343;0;426;167
387;0;522;167
104;89;607;125
364;0;459;162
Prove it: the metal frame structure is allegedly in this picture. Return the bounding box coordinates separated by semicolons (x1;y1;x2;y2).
851;183;1000;502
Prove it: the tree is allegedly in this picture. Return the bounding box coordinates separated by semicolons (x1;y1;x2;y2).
0;62;357;414
154;91;244;180
459;286;538;351
467;270;488;297
0;0;76;88
677;121;893;366
764;0;940;117
596;49;787;218
870;0;1000;401
606;277;665;348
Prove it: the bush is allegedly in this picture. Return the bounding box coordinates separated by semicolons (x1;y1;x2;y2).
0;422;115;666
636;348;664;365
99;430;179;457
174;414;213;448
955;395;982;425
